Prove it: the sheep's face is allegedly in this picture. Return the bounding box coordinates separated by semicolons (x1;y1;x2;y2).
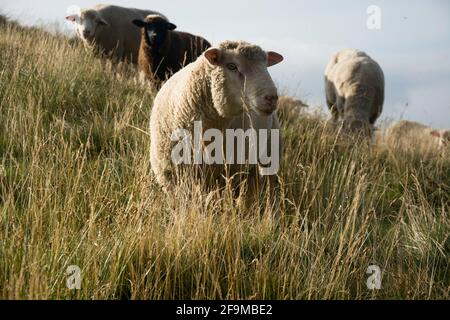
133;16;176;47
204;43;283;118
341;118;374;138
66;10;108;43
444;131;450;147
431;130;450;149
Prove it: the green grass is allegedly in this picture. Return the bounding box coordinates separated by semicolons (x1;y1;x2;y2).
0;19;449;300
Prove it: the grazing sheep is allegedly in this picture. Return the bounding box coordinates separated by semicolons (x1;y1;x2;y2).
65;4;166;63
277;96;308;124
381;120;450;154
325;49;385;136
0;14;7;27
149;41;284;191
132;15;211;84
0;14;20;29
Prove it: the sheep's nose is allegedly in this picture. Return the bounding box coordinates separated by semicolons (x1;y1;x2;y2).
83;30;91;38
265;95;278;107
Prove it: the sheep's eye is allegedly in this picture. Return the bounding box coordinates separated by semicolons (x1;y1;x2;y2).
226;63;238;71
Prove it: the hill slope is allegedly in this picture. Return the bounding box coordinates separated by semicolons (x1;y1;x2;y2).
0;19;449;299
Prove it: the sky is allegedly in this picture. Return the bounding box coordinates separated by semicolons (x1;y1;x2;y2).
1;0;449;128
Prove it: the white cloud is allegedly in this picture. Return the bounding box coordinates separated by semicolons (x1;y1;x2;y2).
254;37;338;68
1;0;449;127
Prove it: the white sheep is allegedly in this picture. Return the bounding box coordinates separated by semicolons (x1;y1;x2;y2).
149;41;284;191
325;49;385;136
66;4;166;64
380;120;450;154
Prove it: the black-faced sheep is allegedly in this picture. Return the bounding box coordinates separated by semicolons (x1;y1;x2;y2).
149;41;284;192
65;4;166;63
132;15;211;84
325;49;385;136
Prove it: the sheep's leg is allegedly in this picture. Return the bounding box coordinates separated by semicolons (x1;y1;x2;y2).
325;101;342;133
370;88;384;125
336;96;346;119
260;173;282;215
236;166;280;215
331;104;340;123
325;78;336;110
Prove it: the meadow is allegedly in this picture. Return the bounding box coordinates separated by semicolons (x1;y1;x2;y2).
0;18;449;300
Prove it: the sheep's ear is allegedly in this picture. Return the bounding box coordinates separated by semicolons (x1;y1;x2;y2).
430;130;442;138
96;17;109;26
132;20;146;28
267;51;284;67
167;22;177;31
66;15;78;22
204;48;221;67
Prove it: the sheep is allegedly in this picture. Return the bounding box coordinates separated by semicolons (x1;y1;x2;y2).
381;120;450;154
149;40;284;193
0;14;20;29
65;4;166;64
132;15;211;85
325;48;385;137
277;96;308;124
0;14;7;27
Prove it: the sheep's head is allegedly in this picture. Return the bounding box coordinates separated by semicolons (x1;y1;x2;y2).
341;118;374;139
431;129;450;149
204;41;283;118
133;15;176;47
66;9;108;43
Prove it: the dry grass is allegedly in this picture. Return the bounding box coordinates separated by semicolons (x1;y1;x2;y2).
0;18;449;300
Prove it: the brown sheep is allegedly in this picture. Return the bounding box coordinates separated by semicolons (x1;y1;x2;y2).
132;15;211;85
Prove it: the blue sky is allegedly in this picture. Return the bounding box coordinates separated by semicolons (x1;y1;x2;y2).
1;0;449;128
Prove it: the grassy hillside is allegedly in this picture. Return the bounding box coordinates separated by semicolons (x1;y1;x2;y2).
0;19;449;300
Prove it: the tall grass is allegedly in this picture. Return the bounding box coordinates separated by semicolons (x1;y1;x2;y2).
0;19;449;300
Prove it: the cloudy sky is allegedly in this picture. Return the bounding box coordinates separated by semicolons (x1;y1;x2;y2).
1;0;449;128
